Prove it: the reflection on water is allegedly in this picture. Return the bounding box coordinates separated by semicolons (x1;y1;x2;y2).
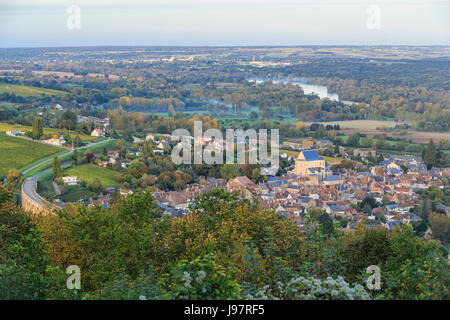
249;78;339;101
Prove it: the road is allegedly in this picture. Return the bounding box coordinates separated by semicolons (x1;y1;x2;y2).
21;138;112;208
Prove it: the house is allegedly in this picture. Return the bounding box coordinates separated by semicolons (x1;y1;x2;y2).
166;192;191;210
91;128;104;137
282;141;302;150
157;141;170;149
353;148;377;158
226;176;256;190
324;175;343;185
42;137;65;147
9;130;24;136
119;189;133;197
316;139;333;150
108;150;119;159
62;176;78;185
98;161;108;167
302;139;315;150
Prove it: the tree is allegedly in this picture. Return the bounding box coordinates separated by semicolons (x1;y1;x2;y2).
347;133;360;147
52;156;61;179
89;178;103;193
31;117;43;139
438;139;449;150
0;185;74;299
168;104;175;117
6;169;23;191
318;212;334;237
423;139;437;169
142;140;153;159
249;111;259;121
220;164;239;179
74;135;81;148
72;149;79;165
117;140;123;151
84;149;94;163
59;110;77;130
251;168;263;183
360;196;377;210
429;213;449;243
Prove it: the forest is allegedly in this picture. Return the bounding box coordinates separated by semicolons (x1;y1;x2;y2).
0;47;448;131
1;185;448;300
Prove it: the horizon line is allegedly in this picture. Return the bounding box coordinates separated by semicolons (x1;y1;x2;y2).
1;44;450;49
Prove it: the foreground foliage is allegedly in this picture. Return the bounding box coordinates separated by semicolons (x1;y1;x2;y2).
0;186;448;300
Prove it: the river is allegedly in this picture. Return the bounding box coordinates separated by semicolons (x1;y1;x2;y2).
248;78;340;101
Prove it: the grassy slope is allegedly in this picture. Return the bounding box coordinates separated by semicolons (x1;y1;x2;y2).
0;83;67;96
23;139;117;178
63;164;118;188
0;134;62;175
0;122;96;142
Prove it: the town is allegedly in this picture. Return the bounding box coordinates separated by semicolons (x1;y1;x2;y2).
0;45;448;302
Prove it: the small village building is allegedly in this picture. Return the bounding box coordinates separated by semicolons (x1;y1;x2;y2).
62;176;78;185
291;150;326;177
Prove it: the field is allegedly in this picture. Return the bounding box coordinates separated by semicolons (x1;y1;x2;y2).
306;120;400;130
309;120;450;144
63;164;118;188
0;122;97;141
0;134;62;175
23;139;117;178
0;101;16;109
0;82;67;97
59;190;96;203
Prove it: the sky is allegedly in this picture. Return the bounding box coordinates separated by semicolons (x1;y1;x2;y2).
0;0;449;47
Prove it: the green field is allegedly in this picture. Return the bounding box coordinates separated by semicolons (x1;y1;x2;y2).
0;122;97;141
23;139;117;178
63;164;118;188
0;83;67;97
79;139;117;154
60;190;96;203
0;134;62;175
0;101;16;109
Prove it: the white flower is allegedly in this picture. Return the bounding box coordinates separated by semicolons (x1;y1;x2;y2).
196;270;206;283
182;271;192;282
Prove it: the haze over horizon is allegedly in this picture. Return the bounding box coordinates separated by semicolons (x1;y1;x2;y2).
0;0;449;47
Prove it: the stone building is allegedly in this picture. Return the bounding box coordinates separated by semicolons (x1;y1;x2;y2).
291;150;326;177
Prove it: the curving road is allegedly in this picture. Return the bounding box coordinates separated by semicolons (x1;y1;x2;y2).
21;138;112;209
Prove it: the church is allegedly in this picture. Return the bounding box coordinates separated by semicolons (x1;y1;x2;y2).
291;150;326;177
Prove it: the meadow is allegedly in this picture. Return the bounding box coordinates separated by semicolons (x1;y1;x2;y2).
0;134;62;175
23;139;117;178
63;164;118;188
0;122;96;142
0;82;67;97
305;120;400;130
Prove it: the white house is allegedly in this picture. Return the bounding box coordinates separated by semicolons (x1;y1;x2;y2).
91;128;104;137
62;176;78;185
